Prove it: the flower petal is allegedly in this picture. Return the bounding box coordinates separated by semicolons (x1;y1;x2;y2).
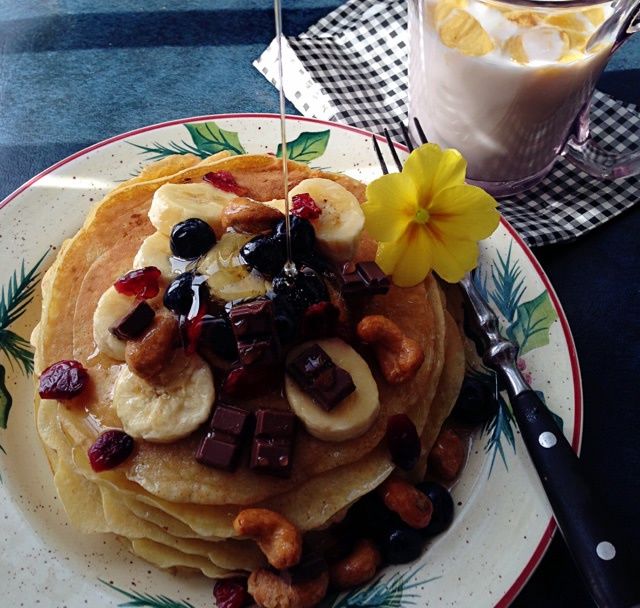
432;148;467;195
377;225;433;287
428;233;480;283
363;173;417;242
403;143;441;205
429;184;500;241
403;144;468;207
375;232;411;275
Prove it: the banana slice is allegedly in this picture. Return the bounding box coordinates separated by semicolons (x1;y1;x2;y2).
198;231;252;276
114;351;215;443
93;286;135;361
207;266;270;301
262;198;287;215
285;338;380;442
132;231;173;278
148;182;236;236
289;179;364;263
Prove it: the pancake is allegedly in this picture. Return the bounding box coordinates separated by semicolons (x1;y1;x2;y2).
37;154;443;506
33;152;461;580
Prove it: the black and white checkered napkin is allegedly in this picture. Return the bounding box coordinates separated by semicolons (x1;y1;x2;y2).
254;0;640;248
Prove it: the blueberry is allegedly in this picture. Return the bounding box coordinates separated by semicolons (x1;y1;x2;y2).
381;526;424;564
199;315;238;361
240;234;286;276
266;289;302;344
170;218;217;259
164;272;196;315
343;491;399;542
416;481;454;538
275;215;315;253
272;266;329;316
451;375;499;426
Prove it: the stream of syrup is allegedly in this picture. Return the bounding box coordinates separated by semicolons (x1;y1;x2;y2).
274;0;298;282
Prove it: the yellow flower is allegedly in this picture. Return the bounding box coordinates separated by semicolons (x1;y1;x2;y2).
361;143;500;286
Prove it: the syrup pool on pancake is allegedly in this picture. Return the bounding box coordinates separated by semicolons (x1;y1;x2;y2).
409;0;614;183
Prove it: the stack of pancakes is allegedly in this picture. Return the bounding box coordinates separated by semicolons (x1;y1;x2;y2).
33;153;465;578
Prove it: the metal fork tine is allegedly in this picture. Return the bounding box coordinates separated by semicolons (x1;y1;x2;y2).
400;123;414;152
372;136;389;175
383;129;404;172
413;117;428;144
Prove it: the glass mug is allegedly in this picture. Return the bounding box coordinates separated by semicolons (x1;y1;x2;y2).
408;0;640;196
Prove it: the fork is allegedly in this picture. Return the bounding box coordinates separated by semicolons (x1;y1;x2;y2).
374;120;639;608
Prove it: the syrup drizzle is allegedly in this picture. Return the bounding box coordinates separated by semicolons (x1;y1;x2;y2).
274;0;297;282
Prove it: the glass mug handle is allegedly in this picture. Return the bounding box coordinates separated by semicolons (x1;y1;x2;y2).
563;3;640;180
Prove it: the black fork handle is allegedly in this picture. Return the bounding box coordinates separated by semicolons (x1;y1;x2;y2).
510;390;639;607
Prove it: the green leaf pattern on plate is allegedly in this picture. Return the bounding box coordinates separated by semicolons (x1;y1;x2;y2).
131;122;331;165
507;290;558;356
276;130;331;163
183;122;247;156
0;249;48;461
130;121;248;160
474;242;562;474
326;564;439;607
101;579;196;607
0;364;12;430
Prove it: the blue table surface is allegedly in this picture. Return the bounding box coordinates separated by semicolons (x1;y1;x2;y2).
0;1;638;606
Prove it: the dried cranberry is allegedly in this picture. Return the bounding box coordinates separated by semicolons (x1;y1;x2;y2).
39;360;88;399
182;303;207;354
291;193;322;220
213;577;248;608
114;267;161;299
88;429;134;472
300;301;339;339
204;171;248;196
386;413;421;471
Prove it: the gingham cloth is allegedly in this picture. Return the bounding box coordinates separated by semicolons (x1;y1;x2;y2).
254;0;640;247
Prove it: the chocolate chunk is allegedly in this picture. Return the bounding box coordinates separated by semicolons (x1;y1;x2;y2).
287;344;356;411
229;298;274;339
255;409;296;439
250;438;292;477
195;430;240;471
338;268;367;296
229;298;279;366
356;261;390;295
338;261;390;297
110;301;155;340
210;403;251;437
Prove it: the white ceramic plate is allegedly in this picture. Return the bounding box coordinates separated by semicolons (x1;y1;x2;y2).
0;114;581;608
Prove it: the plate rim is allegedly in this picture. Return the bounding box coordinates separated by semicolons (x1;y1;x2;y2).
0;112;583;607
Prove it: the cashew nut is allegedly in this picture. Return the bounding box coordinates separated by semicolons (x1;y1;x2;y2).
356;315;425;384
248;568;329;608
329;539;381;590
379;477;433;529
221;197;284;233
428;428;465;481
233;508;302;570
125;313;179;380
